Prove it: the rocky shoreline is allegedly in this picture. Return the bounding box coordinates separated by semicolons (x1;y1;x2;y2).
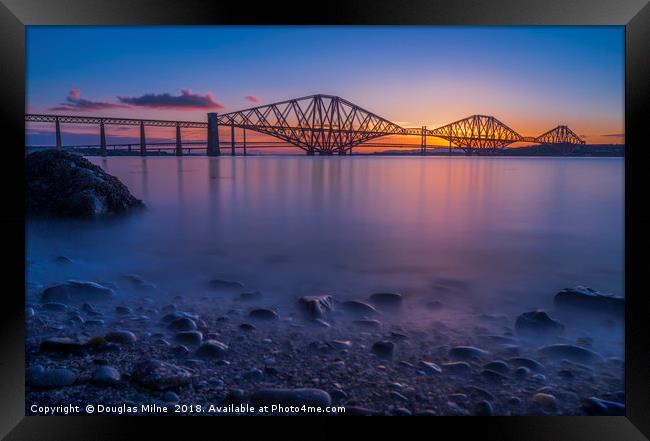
26;274;625;416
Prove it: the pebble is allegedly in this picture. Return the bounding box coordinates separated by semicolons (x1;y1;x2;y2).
353;319;382;328
369;292;403;308
481;369;509;382
448;346;489;361
442;362;471;375
223;389;246;405
39;337;84;354
239;323;256;332
514;366;530;377
483;361;510;374
508;357;544;371
208;279;244;291
532;392;557;409
26;307;35;318
582;397;625;415
105;330;137;345
28;367;77;389
537;344;604;364
340;300;378;316
240;291;262;301
249;308;279;320
244;368;264;381
474;400;493;416
394;407;412;416
131;360;192;390
250;388;332;409
371;341;395;359
174;331;203;346
195;340;228;359
330;388;348;400
92;366;121;386
42;302;68;312
168;317;197;332
390;391;409;402
162;391;179;402
418;360;442;375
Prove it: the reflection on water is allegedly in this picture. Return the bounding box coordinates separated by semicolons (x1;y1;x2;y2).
27;156;624;321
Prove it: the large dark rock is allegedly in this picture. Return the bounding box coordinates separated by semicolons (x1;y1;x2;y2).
515;310;564;338
26;149;144;217
297;295;334;319
41;280;114;303
554;286;624;317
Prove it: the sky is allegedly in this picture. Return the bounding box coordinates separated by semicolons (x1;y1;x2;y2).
26;26;625;147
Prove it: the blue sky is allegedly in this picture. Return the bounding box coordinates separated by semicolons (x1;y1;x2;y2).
26;26;624;144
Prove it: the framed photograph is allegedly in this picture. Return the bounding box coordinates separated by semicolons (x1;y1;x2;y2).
1;0;648;439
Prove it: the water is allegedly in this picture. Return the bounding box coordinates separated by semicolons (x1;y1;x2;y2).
26;156;624;331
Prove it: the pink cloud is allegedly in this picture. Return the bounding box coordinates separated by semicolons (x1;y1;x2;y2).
244;95;260;103
49;89;129;111
117;89;223;110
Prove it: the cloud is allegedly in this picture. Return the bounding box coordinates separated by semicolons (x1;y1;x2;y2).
601;133;625;138
244;95;259;103
117;89;223;110
49;89;129;111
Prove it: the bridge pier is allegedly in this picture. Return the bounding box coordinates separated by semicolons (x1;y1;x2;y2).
55;117;62;149
175;123;182;156
243;128;247;156
306;149;315;156
100;120;107;156
421;126;427;155
231;122;235;156
139;121;146;156
207;112;220;156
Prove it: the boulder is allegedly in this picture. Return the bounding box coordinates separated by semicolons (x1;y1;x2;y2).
554;286;624;317
26;149;144;217
369;292;403;308
41;280;114;303
515;310;564;338
297;295;334;319
536;344;604;364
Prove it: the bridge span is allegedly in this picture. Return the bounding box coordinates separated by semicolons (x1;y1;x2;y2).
26;94;585;156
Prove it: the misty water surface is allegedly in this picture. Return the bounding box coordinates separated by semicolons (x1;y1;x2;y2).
26;156;624;330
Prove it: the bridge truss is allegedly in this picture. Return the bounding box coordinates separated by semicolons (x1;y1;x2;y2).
25;94;586;156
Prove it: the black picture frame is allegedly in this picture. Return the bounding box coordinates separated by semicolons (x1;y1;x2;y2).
1;0;648;439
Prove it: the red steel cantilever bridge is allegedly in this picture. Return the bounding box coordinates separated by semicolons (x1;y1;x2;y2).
25;94;585;156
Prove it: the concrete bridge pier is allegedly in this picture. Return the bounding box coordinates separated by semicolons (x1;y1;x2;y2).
207;112;220;156
139;121;146;156
175;123;182;156
55;117;62;149
421;126;427;155
306;149;315;156
100;120;107;156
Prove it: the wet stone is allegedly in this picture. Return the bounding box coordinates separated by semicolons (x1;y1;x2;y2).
40;337;84;354
168;317;197;332
162;391;179;402
582;397;625;416
532;392;557;409
195;340;228;359
449;346;489;361
371;340;395;359
92;366;121;386
105;330;137;345
297;295;334;319
42;302;68;312
515;310;564;338
483;361;510;374
249;308;279;320
239;323;256;332
28;367;77;389
536;344;604;364
442;362;471;375
508;357;545;371
340;300;378;316
418;360;442;375
481;369;509;382
41;280;114;303
369;292;403;308
474;400;493;416
174;331;203;346
208;279;244;292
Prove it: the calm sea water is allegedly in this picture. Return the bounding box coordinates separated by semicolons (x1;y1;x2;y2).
26;156;624;321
